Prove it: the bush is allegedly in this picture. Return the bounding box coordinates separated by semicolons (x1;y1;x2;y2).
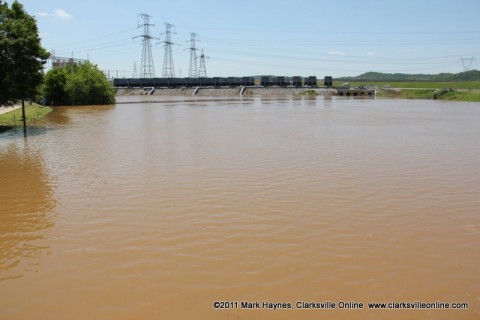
43;68;68;104
43;62;115;106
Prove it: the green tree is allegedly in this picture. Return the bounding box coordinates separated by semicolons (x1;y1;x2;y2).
42;67;67;105
0;0;49;104
44;62;115;105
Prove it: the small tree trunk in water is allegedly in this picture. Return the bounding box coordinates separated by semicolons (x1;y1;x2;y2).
22;99;27;137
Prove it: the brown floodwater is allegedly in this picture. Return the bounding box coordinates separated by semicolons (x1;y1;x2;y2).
1;96;479;319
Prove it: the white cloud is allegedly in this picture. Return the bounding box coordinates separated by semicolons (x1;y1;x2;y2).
328;51;347;56
37;9;72;19
53;9;72;19
366;51;376;56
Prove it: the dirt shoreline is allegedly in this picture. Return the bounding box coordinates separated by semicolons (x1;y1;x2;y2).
116;87;336;97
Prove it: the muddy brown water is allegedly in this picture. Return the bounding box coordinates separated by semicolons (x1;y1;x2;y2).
1;96;479;319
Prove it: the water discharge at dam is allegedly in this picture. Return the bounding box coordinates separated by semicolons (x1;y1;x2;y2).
0;96;479;319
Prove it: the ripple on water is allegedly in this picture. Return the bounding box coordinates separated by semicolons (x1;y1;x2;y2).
1;97;479;319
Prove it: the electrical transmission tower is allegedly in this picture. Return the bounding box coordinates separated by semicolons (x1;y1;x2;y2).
161;23;176;78
459;57;476;72
133;14;157;78
198;50;208;78
187;33;199;78
132;62;138;78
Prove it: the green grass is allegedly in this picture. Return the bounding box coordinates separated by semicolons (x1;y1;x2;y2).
375;88;480;101
0;102;53;127
297;89;318;96
439;91;480;101
402;89;437;99
333;81;480;90
333;81;480;101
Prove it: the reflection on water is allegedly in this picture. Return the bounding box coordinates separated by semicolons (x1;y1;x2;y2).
0;97;479;319
0;144;56;281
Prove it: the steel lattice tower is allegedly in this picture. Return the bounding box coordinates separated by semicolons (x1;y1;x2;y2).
459;57;476;72
187;33;198;78
132;62;138;78
134;14;156;78
161;23;176;78
198;50;207;78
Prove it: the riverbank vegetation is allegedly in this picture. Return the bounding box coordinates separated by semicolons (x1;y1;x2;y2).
333;81;480;90
297;89;318;96
0;103;53;128
337;70;480;82
333;81;480;101
333;70;480;101
0;0;49;105
377;88;480;101
1;1;114;109
43;62;115;106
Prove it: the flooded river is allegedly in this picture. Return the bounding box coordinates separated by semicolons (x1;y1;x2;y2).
1;96;479;319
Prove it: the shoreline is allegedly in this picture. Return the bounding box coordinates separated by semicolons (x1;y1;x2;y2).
377;88;480;101
0;103;53;128
115;87;337;97
115;86;480;101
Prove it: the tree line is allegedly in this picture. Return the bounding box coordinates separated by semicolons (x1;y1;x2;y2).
43;62;115;105
0;0;114;106
337;70;480;82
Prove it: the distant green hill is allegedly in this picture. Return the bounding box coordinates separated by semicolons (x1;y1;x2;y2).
337;70;480;82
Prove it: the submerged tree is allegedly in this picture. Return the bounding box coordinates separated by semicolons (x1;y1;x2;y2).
0;0;49;104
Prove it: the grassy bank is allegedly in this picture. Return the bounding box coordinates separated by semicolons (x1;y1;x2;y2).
297;89;318;96
439;90;480;101
376;88;480;101
333;81;480;101
0;103;53;128
333;81;480;90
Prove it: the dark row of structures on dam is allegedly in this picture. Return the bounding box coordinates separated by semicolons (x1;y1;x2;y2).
113;76;376;96
113;76;333;88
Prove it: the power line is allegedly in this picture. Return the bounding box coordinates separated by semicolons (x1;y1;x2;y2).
48;27;137;49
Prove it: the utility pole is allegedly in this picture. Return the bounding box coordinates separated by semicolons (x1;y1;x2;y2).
198;50;208;78
133;14;157;78
187;33;198;78
21;99;26;137
161;23;176;78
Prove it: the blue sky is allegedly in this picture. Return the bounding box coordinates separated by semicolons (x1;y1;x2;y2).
15;0;480;78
